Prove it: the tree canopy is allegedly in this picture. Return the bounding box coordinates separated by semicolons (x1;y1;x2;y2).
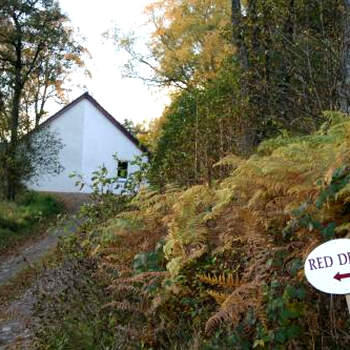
117;0;349;187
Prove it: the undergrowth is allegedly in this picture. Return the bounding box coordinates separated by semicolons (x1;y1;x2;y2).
0;191;63;255
34;111;350;349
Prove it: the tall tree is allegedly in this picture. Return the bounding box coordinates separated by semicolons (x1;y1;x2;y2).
231;0;248;71
341;0;350;113
0;0;83;199
119;0;232;89
117;0;347;188
23;40;85;127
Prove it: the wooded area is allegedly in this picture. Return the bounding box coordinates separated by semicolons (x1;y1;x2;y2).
119;0;350;188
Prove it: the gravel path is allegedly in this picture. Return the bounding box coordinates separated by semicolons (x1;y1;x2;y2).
0;217;81;349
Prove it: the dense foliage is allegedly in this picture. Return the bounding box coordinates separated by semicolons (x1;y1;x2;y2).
33;112;350;349
149;65;241;187
122;0;348;187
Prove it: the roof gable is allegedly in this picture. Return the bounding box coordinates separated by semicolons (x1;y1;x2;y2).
40;92;148;153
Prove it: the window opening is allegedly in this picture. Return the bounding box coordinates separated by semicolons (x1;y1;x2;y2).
118;161;128;179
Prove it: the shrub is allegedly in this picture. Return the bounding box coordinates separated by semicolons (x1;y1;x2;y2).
0;191;63;253
17;191;63;217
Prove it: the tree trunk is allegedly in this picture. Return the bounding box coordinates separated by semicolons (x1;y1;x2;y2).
340;0;350;113
231;0;248;71
7;82;21;200
232;0;258;156
35;81;48;127
7;42;23;200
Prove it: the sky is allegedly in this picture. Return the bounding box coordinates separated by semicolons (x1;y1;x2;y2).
55;0;169;124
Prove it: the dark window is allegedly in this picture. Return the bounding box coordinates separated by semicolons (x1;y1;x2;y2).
118;161;128;179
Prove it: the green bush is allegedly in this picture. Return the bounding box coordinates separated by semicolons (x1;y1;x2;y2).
17;191;63;217
133;239;166;274
0;215;20;231
0;191;63;253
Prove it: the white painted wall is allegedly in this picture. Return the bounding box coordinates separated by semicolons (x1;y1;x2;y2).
80;99;143;193
28;97;145;194
29;100;85;193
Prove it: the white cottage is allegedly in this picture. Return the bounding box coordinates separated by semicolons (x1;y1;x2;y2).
28;92;147;194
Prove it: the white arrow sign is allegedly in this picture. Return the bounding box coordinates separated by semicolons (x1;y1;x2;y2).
304;238;350;295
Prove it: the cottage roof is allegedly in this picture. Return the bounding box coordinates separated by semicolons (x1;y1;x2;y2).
41;92;148;153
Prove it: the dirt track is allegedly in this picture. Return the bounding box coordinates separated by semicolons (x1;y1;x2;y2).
0;218;80;349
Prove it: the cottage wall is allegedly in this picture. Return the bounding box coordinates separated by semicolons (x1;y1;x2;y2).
28;95;145;194
28;100;85;193
80;99;143;193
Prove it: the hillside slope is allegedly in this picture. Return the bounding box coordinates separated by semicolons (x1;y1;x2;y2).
36;111;350;349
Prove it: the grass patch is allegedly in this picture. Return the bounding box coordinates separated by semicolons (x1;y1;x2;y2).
0;191;63;255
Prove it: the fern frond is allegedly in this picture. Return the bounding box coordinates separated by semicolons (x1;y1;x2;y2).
257;292;268;331
335;223;350;233
258;307;268;331
104;254;120;263
107;284;138;295
197;273;240;288
205;282;260;334
205;308;236;334
212;236;243;255
183;244;208;266
207;290;230;305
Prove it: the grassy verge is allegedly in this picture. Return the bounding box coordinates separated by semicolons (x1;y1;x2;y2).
0;191;63;256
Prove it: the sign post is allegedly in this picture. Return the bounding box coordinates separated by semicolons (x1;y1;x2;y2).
305;238;350;313
346;295;350;314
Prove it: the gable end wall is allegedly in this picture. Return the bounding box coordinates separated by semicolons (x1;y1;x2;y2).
80;99;143;193
28;100;85;193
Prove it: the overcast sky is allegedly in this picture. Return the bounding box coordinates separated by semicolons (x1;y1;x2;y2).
56;0;169;124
